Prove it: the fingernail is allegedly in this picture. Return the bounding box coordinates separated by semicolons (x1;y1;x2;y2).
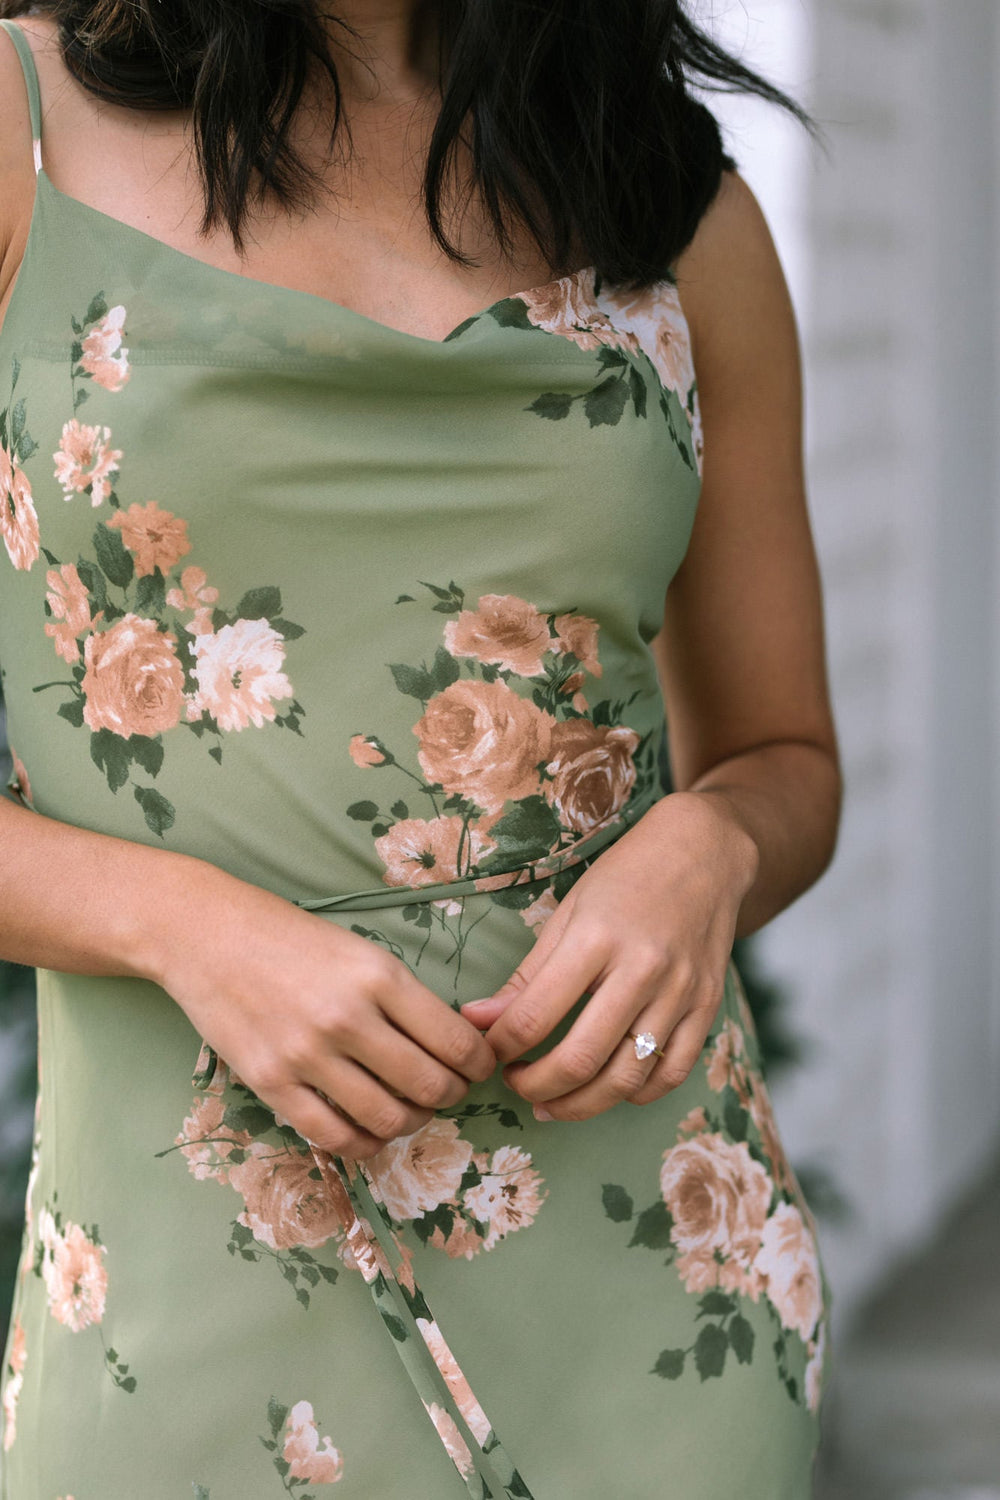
533;1106;553;1122
460;998;491;1011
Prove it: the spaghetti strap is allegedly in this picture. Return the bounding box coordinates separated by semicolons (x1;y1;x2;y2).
0;19;44;174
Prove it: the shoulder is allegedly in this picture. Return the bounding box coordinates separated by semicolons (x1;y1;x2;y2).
672;170;800;398
0;17;59;307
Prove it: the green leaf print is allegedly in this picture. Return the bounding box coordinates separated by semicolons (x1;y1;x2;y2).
134;569;167;617
526;392;574;421
485;297;534;332
57;698;85;727
272;616;305;640
85;291;109;326
380;1311;408;1343
192;1486;211;1499
693;1322;728;1381
729;1313;755;1365
627;1200;674;1250
129;734;165;777
93;521;134;588
721;1084;748;1142
478;797;562;866
347;800;380;821
267;1397;290;1438
696;1290;736;1319
601;1183;634;1223
652;1348;687;1380
91;728;132;793
583;375;630;428
9;397;26;447
134;784;176;837
236;585;282;620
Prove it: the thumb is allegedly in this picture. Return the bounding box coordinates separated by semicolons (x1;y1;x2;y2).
460;889;571;1027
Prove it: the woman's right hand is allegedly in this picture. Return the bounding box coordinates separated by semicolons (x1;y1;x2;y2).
153;872;497;1160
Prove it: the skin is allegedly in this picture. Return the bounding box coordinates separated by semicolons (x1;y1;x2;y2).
0;3;841;1149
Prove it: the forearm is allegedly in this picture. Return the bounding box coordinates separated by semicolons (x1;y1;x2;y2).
0;795;240;983
668;739;841;939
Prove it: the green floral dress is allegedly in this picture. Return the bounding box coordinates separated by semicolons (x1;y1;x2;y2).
0;21;830;1500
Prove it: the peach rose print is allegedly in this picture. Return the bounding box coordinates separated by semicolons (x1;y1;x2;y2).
543;719;639;834
753;1201;824;1342
282;1400;344;1484
7;747;32;807
228;1144;344;1252
416;1318;492;1445
80;304;130;392
415;678;555;814
444;593;552;677
423;1401;475;1480
553;611;602;677
188;617;293;732
109;501;191;578
165;565;219;638
175;1093;253;1185
40;1219;108;1332
660;1134;772;1297
53;419;122;506
519;270;641;362
349;733;387;767
44;563;102;664
0;451;39;572
81;614;185;736
804;1318;828;1413
597;279;696;399
463;1144;547;1250
1;1317;26;1452
375;814;496;888
367;1118;473;1222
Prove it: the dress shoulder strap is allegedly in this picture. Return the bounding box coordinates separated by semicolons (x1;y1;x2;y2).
0;20;44;175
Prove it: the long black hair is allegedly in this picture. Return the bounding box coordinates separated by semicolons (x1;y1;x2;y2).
0;0;813;284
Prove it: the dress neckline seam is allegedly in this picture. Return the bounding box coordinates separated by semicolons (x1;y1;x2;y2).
31;168;598;349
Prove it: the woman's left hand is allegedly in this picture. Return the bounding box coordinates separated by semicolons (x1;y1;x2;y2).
460;791;759;1121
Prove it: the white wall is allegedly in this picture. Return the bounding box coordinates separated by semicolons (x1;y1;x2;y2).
704;0;1000;1323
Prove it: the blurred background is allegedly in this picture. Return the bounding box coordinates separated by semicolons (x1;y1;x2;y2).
2;1;999;1495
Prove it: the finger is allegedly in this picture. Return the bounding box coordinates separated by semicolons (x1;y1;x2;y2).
306;1057;435;1142
349;1021;471;1113
501;966;656;1102
461;891;574;1027
378;969;497;1082
484;929;611;1066
269;1081;389;1159
629;1005;718;1107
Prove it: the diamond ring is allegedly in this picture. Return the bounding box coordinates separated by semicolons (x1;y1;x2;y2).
629;1030;665;1062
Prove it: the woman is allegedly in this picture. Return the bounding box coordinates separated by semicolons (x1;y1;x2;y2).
0;3;841;1496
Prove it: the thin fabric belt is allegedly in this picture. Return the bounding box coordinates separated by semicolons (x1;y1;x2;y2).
295;791;658;915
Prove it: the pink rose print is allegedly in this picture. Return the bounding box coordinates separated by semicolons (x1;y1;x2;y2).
543;719;639;835
39;1217;108;1332
7;747;32;807
444;593;552;678
80;304;130;391
282;1400;344;1484
188;617;293;731
753;1201;824;1342
175;1093;253;1184
423;1401;475;1480
415;678;555;814
81;613;185;737
375;814;496;888
228;1144;344;1253
349;733;386;767
367;1118;473;1222
519;886;559;931
44;563;102;664
53;419;122;506
597;280;696;401
0;450;39;572
519;271;642;362
109;501;191;578
1;1317;26;1452
416;1319;492;1445
660;1134;772;1299
553;612;602;677
463;1144;547;1250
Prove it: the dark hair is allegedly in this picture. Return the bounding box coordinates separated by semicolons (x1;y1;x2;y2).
0;0;813;284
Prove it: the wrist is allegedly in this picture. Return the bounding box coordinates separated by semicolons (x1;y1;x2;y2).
645;789;760;905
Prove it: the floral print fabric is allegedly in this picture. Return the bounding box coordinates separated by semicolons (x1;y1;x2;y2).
0;59;829;1491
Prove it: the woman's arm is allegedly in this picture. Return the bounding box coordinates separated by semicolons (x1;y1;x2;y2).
0;794;496;1155
463;171;841;1117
